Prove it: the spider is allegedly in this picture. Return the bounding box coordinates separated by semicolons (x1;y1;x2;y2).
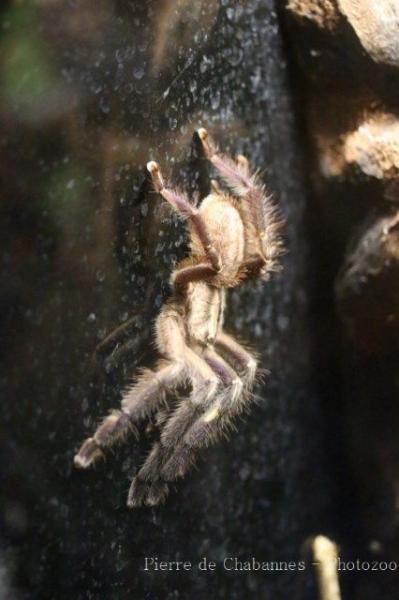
74;128;284;507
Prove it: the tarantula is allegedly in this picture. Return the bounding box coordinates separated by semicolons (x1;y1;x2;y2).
74;129;284;507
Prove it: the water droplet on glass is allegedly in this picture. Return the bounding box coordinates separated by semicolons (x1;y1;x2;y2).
200;57;208;74
229;49;243;67
133;66;145;80
92;83;103;95
115;48;124;64
99;96;110;113
211;91;220;110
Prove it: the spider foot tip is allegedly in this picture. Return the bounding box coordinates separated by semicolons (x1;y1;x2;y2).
147;161;164;192
197;128;215;158
197;127;208;140
73;453;91;469
73;438;103;469
210;179;222;194
236;154;248;168
126;496;138;509
127;477;169;508
127;476;144;508
147;160;159;175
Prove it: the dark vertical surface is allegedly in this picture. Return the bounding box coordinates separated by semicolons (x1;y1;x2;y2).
1;2;329;598
281;2;399;599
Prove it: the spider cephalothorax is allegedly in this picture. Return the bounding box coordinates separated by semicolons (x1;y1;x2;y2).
74;129;284;507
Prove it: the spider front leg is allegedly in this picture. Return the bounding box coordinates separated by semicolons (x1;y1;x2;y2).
198;128;283;274
147;161;222;272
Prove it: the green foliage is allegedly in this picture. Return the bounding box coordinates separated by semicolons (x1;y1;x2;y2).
1;4;59;118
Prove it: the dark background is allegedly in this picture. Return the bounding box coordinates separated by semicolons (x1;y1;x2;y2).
1;1;398;599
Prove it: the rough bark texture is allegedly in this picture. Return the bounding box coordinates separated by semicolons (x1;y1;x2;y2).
283;1;399;598
1;1;333;598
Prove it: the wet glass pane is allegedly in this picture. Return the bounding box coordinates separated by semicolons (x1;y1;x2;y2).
1;1;324;598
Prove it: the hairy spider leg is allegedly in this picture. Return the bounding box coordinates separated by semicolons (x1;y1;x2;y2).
74;307;217;471
161;336;260;485
126;305;226;507
127;333;261;506
172;262;218;288
197;128;283;274
127;347;239;506
163;333;260;482
73;130;283;509
127;357;221;506
73;360;185;469
90;314;151;378
147;161;222;272
159;348;245;480
214;331;258;390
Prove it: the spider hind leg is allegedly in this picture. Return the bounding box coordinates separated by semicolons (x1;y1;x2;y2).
74;360;185;469
128;349;244;505
159;337;259;484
